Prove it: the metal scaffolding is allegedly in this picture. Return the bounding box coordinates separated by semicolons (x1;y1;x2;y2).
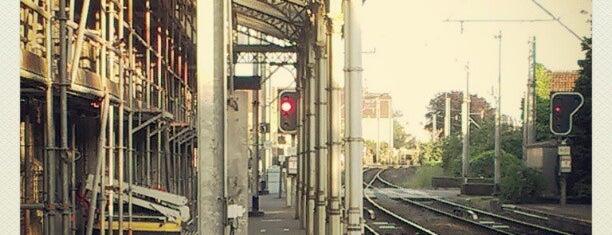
21;0;363;234
20;0;197;234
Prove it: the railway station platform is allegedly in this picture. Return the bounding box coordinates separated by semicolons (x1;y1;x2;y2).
249;194;305;235
511;203;591;222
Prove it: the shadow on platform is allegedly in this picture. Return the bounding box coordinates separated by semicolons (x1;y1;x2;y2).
248;194;305;235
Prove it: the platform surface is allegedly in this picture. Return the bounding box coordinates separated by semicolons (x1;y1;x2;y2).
248;194;305;235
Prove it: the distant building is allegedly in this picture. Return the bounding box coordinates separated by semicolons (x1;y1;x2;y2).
549;70;580;92
361;92;394;163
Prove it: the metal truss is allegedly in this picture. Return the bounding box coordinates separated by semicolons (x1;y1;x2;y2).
232;0;309;42
234;51;297;64
235;25;295;47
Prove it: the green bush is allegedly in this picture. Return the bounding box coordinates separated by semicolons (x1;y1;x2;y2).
406;166;445;189
500;164;544;203
571;175;592;198
468;150;521;178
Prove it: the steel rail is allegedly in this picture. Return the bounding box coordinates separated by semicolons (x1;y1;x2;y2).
363;169;438;235
433;198;572;235
376;170;572;235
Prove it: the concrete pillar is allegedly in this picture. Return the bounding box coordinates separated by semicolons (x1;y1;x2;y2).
314;5;329;233
227;91;249;234
307;57;317;235
299;50;309;229
344;0;364;233
327;1;344;233
196;0;227;233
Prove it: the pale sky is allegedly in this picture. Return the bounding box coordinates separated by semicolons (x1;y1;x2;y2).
360;0;592;141
238;0;592;142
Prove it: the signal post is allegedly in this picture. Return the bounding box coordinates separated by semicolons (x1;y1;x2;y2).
550;92;584;206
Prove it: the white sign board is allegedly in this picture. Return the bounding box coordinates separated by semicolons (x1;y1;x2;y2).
560;155;572;173
287;156;298;175
558;146;571;156
286;146;297;156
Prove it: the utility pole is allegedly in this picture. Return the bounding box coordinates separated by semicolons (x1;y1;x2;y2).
461;62;470;182
376;95;380;163
494;31;502;192
529;37;537;144
444;95;451;138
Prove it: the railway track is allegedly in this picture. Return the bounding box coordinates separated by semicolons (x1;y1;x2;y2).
371;168;573;235
363;167;437;235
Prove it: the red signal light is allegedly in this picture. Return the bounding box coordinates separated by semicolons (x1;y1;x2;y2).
281;100;293;112
555;106;561;113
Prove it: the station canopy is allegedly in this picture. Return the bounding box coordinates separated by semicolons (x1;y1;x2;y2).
233;0;309;43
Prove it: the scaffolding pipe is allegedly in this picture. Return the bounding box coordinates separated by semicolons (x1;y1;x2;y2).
344;0;364;233
68;0;75;65
85;94;110;235
127;0;134;220
107;2;117;234
145;0;151;109
164;127;172;192
24;113;32;235
46;34;57;235
58;0;71;235
99;3;108;234
157;122;162;188
106;104;114;235
71;123;76;235
146;126;151;187
68;0;91;86
117;0;125;231
43;1;54;233
58;0;71;233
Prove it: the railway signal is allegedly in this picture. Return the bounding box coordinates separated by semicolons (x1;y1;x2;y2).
278;90;299;133
550;92;584;135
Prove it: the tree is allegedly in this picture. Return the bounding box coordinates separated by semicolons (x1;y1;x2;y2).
424;91;495;139
393;111;416;149
568;37;592;198
533;63;555;141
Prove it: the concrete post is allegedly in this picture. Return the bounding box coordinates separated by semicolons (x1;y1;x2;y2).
196;0;227;233
461;63;470;181
227;91;249;234
445;95;451;138
344;0;365;233
494;31;502;190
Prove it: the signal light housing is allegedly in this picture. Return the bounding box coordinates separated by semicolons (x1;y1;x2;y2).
550;92;584;135
278;90;299;133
